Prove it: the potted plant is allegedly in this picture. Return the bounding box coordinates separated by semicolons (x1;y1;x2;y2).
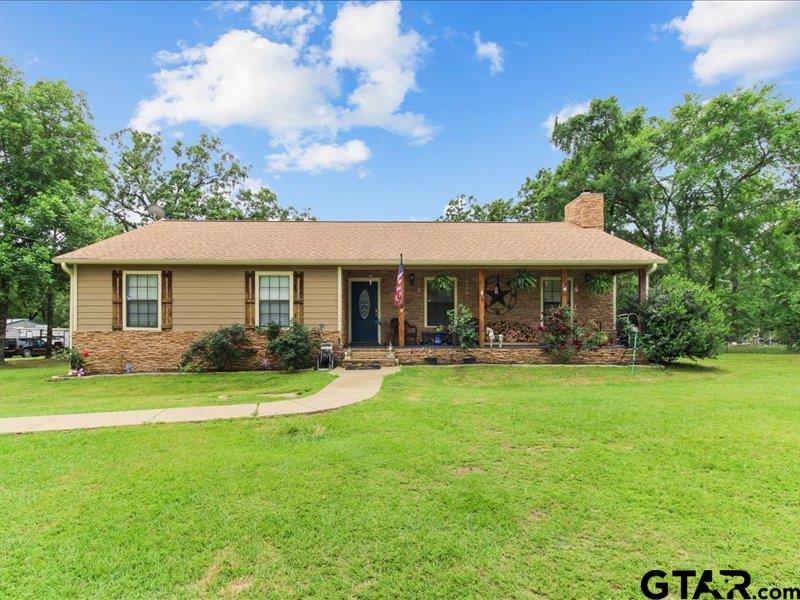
586;273;613;295
510;270;536;292
433;324;446;346
430;271;454;293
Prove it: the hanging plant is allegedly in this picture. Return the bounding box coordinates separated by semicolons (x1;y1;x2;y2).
587;273;613;296
430;271;455;293
510;270;537;292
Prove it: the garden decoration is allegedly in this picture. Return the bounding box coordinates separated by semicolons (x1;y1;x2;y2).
484;273;518;315
486;327;504;348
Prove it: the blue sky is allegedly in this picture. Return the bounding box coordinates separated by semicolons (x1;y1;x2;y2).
3;1;800;220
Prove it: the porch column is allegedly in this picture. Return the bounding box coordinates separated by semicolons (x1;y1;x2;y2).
560;268;569;307
398;270;405;347
478;268;485;346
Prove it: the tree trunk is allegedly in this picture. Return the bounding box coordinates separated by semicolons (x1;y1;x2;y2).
0;299;8;365
45;288;54;358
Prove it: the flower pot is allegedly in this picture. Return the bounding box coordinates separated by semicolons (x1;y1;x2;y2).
433;332;445;346
423;356;439;365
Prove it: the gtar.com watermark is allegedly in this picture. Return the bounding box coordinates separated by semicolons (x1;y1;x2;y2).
641;570;800;599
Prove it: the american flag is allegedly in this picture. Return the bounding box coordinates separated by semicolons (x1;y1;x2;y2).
393;254;404;308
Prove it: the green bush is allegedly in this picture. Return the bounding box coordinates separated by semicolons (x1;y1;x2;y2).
180;324;255;371
447;303;478;350
267;322;318;371
640;275;728;364
262;321;282;341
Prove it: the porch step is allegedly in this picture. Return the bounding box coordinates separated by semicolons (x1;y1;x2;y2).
342;357;398;369
348;350;395;360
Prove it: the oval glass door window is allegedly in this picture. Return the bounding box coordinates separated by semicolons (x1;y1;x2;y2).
358;289;371;320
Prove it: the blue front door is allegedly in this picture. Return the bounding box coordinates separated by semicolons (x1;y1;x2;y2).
350;281;379;344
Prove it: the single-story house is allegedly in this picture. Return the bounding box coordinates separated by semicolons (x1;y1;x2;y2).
54;192;666;373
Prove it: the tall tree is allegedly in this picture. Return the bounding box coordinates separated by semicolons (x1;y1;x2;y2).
105;129;312;228
0;57;110;362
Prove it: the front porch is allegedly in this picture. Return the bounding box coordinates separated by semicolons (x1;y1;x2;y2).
340;266;650;353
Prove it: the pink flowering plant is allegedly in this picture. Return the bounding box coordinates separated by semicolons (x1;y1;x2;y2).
538;306;609;363
54;347;89;375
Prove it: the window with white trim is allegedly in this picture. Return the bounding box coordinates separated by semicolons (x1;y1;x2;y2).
125;273;159;328
541;277;572;315
425;277;456;328
258;274;291;327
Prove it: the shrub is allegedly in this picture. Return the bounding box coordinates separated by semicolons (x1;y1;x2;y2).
538;306;610;363
262;321;282;341
180;324;255;371
640;275;728;364
54;347;88;371
447;303;478;349
267;321;318;371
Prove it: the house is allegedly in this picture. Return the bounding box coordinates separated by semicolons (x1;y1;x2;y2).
54;192;666;373
5;319;70;347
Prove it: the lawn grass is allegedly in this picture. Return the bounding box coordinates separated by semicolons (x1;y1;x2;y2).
1;354;799;598
0;359;335;417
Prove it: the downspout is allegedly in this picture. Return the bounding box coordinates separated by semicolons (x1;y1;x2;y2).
60;262;75;347
645;262;659;297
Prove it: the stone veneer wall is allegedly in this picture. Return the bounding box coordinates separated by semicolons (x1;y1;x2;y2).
73;329;342;374
393;345;642;365
342;268;615;346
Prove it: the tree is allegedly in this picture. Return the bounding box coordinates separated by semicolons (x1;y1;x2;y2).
0;57;110;362
443;86;800;341
105;129;312;228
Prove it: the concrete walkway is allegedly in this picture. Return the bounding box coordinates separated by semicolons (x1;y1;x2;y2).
0;366;399;435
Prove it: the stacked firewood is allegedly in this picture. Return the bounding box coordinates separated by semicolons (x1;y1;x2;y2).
485;320;539;343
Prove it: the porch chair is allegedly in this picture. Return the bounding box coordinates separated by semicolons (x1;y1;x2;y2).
390;318;418;346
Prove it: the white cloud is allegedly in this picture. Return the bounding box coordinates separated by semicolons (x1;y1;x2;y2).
131;1;431;173
250;1;323;48
208;1;249;15
473;31;503;75
541;101;590;138
267;139;370;172
330;1;433;142
667;1;800;85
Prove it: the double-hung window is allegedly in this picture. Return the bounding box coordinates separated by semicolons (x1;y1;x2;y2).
258;273;292;327
540;277;572;316
124;273;160;329
424;277;456;328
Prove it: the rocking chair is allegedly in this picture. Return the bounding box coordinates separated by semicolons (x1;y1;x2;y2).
390;318;418;346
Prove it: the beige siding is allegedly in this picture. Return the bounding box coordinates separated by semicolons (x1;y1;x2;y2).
172;266;246;331
76;265;113;331
76;264;340;332
302;267;339;329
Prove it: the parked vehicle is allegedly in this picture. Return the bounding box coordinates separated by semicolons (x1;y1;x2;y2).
14;338;64;358
3;339;17;358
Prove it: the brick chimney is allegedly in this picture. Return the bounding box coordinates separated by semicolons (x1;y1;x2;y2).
564;191;604;230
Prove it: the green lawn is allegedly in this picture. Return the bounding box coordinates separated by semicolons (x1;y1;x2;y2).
0;359;335;416
1;354;799;598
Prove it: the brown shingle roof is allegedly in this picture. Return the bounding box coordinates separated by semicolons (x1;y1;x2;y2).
54;220;666;266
